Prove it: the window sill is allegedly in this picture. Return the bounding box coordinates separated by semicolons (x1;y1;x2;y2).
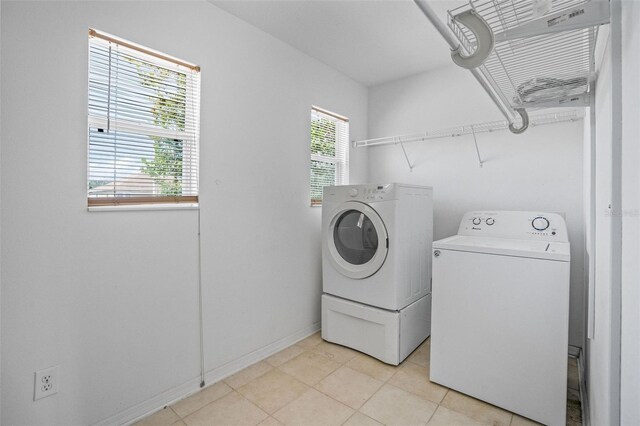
88;203;199;212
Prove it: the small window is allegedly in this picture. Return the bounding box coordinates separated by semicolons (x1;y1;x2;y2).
87;29;201;206
310;106;349;206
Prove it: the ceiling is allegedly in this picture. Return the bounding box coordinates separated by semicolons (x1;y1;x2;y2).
209;0;461;87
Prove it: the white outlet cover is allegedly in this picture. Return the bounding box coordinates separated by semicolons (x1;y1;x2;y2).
34;365;59;401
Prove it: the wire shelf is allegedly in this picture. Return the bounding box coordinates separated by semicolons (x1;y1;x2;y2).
447;0;602;109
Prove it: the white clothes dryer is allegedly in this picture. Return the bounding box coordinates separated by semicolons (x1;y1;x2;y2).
321;184;433;365
321;184;434;310
430;211;570;425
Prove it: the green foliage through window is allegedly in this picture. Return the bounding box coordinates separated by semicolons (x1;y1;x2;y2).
310;109;348;205
131;58;187;196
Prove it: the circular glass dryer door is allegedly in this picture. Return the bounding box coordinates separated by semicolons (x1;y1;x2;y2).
325;201;388;279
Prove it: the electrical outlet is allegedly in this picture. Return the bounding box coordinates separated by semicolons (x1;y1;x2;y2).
34;365;59;401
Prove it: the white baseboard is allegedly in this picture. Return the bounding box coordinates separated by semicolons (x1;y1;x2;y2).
94;322;320;426
203;322;320;386
94;377;202;426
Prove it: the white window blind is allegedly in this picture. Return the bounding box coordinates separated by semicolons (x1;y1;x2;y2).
310;107;349;206
87;29;200;206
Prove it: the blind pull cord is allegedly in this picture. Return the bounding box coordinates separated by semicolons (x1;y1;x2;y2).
198;208;205;388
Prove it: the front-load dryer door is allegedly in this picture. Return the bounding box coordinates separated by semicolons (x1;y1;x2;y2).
325;201;388;279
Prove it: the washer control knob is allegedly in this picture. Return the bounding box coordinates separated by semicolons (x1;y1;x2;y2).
532;216;550;231
348;188;358;197
486;218;495;225
472;217;482;225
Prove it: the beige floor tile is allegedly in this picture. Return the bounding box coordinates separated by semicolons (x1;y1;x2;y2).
278;351;340;386
360;384;438;426
257;417;283;426
171;382;233;418
345;353;399;382
342;412;383;426
312;341;359;364
388;361;448;404
238;369;309;414
427;406;485;425
172;421;187;426
266;345;306;367
273;388;354;426
440;390;512;426
510;414;542;426
315;366;383;409
296;332;323;349
183;391;268;426
407;343;431;368
134;407;180;426
225;361;273;389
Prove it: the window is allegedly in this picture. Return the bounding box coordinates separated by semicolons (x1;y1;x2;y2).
87;29;200;206
310;107;349;206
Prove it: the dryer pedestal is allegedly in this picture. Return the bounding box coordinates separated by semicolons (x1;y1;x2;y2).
321;293;431;365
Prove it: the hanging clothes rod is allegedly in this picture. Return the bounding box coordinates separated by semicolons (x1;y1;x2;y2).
353;110;582;148
412;0;529;134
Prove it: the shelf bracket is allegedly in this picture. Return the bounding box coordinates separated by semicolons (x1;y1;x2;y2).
398;138;414;172
471;126;484;168
450;9;495;69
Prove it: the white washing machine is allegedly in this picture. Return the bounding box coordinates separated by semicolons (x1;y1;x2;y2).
430;211;570;426
321;183;433;365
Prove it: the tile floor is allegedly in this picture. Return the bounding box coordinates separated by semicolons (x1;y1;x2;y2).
135;333;582;426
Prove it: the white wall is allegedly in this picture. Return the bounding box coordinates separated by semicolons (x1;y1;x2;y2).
0;2;367;425
367;66;586;348
584;2;640;423
619;1;639;423
587;23;614;425
0;2;2;423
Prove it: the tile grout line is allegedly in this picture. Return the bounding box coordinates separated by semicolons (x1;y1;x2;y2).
177;334;323;422
173;337;429;425
147;338;579;426
169;406;181;419
343;342;432;425
270;342;388;423
171;336;429;425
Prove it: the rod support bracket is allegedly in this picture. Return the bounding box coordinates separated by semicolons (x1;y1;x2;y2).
450;9;494;69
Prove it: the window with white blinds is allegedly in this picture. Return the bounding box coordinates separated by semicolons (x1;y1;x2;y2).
87;29;200;206
310;107;349;206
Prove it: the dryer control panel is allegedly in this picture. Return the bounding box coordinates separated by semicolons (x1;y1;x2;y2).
323;183;432;203
325;184;393;202
457;211;568;242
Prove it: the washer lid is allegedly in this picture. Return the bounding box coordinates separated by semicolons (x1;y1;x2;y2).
433;235;570;262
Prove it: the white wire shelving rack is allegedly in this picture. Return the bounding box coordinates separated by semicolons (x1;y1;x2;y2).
413;0;609;134
449;0;606;108
353;110;584;170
